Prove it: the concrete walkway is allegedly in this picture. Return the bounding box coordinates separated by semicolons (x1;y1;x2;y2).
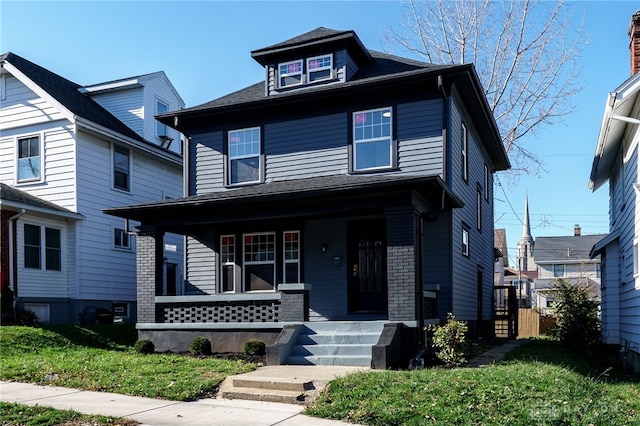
465;339;530;368
0;380;356;426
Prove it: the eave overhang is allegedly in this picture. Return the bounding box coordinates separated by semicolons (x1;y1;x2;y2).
590;72;640;191
158;64;510;172
104;174;462;232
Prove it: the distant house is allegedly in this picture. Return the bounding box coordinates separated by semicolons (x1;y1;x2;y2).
589;11;640;374
0;52;184;324
105;27;510;368
531;228;606;314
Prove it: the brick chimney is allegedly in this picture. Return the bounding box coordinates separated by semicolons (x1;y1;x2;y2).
574;224;581;237
630;11;640;74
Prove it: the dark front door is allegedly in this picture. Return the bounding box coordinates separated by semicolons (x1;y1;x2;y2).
348;220;387;314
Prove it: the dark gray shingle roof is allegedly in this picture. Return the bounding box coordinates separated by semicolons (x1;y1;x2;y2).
1;52;144;143
0;183;77;215
534;234;608;263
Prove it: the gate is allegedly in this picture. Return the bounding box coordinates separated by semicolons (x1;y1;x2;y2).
494;286;518;339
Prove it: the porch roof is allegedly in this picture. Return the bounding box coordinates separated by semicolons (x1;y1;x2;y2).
103;174;462;228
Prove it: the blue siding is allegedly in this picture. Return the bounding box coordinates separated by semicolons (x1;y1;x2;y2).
305;219;349;320
266;114;348;180
448;88;495;322
190;131;224;195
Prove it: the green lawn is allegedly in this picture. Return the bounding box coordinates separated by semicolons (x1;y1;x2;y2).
0;402;137;426
0;324;255;401
306;339;640;425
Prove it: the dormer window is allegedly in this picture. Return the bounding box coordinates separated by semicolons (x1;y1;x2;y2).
307;54;332;83
278;60;303;88
277;54;333;89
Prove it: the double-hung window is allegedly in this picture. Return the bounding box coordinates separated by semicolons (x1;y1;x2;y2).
228;127;261;185
114;228;130;250
278;60;303;88
307;54;332;83
553;264;565;277
283;231;300;283
17;136;41;183
113;146;130;191
353;107;393;171
24;224;61;271
462;225;470;257
461;123;468;182
156;101;168;137
220;235;236;292
243;233;275;291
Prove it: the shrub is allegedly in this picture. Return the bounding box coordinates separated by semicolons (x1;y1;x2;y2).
427;312;469;367
189;336;212;355
133;339;155;354
244;338;266;356
551;278;601;348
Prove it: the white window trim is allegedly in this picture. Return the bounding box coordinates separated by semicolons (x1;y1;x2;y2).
461;123;468;182
220;234;236;293
15;133;44;185
462;226;470;257
112;144;132;193
278;59;303;88
156;99;169;137
283;230;301;284
306;54;333;83
227;127;262;186
113;226;132;251
242;232;276;293
552;264;565;278
352;107;394;172
484;164;489;200
23;222;63;272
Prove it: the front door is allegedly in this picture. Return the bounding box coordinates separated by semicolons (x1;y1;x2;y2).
348;220;387;314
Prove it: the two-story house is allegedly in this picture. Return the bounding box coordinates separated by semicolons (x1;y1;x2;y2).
589;11;640;374
0;52;184;324
105;27;510;368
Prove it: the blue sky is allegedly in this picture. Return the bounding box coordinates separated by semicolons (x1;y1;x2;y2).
2;0;639;265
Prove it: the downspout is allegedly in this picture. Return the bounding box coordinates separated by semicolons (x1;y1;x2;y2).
8;209;26;295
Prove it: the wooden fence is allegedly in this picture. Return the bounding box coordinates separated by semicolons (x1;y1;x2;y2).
518;308;554;337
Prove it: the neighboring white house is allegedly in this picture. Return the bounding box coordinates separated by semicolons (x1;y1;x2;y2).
531;229;606;314
589;10;640;374
0;52;184;324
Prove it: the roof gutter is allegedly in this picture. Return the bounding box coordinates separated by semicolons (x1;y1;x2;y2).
74;116;182;166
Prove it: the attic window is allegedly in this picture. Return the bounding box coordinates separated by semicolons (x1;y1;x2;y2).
278;60;303;88
307;54;332;83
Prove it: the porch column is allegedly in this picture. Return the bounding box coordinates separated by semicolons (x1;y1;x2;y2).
278;283;312;322
136;225;164;324
385;205;421;323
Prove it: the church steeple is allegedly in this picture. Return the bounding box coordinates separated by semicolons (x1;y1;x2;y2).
517;195;534;271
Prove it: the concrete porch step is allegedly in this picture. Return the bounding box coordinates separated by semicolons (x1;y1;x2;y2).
286;354;373;367
291;343;373;357
218;375;313;405
296;332;380;345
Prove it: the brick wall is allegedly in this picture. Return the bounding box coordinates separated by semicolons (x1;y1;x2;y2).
136;226;161;323
386;205;420;322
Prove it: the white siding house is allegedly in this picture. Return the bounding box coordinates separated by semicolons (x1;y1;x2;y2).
0;52;184;324
589;64;640;374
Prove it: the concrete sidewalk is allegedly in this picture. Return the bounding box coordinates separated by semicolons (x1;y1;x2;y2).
0;380;355;426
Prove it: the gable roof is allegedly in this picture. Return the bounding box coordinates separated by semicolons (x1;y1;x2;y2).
0;183;83;219
533;234;608;264
590;71;640;190
1;52;144;143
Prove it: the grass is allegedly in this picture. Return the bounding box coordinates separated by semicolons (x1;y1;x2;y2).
306;338;640;426
0;324;255;401
0;402;137;426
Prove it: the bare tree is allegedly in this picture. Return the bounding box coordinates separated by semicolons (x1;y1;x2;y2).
385;0;586;175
